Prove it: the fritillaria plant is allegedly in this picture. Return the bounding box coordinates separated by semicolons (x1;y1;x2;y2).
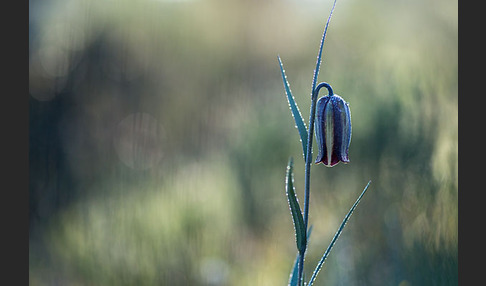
277;1;371;285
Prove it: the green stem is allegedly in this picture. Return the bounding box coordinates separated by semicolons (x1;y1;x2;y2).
297;1;338;284
297;88;319;285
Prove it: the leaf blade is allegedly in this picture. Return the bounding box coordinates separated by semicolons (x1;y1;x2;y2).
285;157;307;255
278;56;308;161
311;0;338;94
308;180;372;286
288;254;300;286
288;225;313;286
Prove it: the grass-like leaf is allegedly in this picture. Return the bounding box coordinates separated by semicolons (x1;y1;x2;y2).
288;225;313;286
278;56;308;161
288;254;302;286
310;0;338;95
285;157;307;255
308;180;372;286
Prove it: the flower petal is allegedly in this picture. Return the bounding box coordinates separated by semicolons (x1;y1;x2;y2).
314;94;351;167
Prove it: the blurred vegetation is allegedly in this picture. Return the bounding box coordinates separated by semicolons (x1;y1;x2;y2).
29;0;457;285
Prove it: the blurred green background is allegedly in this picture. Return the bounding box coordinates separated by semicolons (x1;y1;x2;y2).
29;0;457;285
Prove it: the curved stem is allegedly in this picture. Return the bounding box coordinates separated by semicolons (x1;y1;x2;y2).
314;82;334;99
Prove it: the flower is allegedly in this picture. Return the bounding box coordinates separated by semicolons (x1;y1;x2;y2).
314;94;351;167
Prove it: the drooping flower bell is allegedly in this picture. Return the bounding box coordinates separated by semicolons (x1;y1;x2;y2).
314;83;351;167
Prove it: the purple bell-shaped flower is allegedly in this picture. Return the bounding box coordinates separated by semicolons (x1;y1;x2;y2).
314;85;351;167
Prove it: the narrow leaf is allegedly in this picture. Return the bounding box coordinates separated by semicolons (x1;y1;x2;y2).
285;157;307;254
308;180;372;286
311;0;338;94
288;225;313;286
278;56;308;161
288;254;300;286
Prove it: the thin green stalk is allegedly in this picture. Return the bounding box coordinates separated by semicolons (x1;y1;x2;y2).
296;88;318;285
296;1;338;285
